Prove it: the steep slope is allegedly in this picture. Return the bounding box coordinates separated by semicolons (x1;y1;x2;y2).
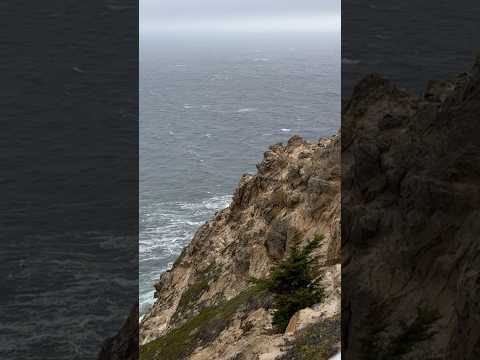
342;59;480;358
97;304;139;360
140;134;341;359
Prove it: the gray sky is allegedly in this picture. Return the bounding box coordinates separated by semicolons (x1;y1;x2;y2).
140;0;340;32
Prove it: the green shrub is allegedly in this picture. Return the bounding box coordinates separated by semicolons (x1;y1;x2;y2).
382;306;441;359
360;303;441;360
255;235;325;332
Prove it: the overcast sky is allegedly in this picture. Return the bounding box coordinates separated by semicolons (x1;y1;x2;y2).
140;0;340;33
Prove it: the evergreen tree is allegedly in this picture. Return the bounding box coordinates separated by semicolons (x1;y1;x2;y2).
255;235;325;332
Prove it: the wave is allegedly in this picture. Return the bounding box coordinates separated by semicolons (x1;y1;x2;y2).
342;57;361;65
1;230;136;358
139;194;232;314
375;33;391;40
237;108;257;113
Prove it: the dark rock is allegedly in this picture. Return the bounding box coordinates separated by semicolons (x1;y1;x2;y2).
342;59;480;358
97;304;139;360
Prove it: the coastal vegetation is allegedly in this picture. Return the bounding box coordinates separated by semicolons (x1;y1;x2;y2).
140;286;271;360
139;135;341;358
254;235;325;332
360;303;441;360
280;315;340;360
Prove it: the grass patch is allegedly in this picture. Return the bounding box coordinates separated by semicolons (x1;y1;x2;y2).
172;265;220;322
280;316;340;360
140;286;271;360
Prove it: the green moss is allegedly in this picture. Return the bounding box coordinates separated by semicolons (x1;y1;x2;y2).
140;286;270;360
175;277;209;314
172;265;220;321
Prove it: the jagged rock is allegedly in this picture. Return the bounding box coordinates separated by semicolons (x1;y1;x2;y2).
97;304;139;360
140;135;341;358
342;59;480;359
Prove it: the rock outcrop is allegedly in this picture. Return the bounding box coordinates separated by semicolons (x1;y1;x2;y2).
342;59;480;359
97;304;139;360
101;58;480;360
140;134;341;359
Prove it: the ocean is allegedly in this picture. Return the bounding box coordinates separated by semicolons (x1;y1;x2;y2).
1;1;138;358
342;0;480;94
139;31;341;315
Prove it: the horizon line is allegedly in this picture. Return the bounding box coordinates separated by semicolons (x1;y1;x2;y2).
140;14;340;34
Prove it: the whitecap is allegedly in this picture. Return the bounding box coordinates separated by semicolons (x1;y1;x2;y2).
139;194;233;313
237;108;257;113
280;128;291;132
72;66;85;73
183;104;193;109
178;195;232;211
139;289;156;316
342;58;360;65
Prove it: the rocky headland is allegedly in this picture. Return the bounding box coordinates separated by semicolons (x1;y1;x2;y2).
100;58;480;360
342;58;480;358
139;134;341;359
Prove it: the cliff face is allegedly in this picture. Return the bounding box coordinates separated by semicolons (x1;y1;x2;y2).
140;134;341;359
342;60;480;358
100;61;480;360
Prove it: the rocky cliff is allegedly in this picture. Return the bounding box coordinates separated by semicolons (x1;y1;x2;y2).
139;134;341;359
342;59;480;358
98;59;480;360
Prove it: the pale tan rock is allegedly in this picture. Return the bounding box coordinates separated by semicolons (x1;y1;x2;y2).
140;135;341;358
285;265;340;336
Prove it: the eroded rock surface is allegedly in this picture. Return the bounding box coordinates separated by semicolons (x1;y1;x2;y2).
342;60;480;359
140;134;341;359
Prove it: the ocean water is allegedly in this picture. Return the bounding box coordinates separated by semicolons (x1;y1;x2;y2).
0;231;137;358
342;0;480;94
1;1;138;358
139;32;340;314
